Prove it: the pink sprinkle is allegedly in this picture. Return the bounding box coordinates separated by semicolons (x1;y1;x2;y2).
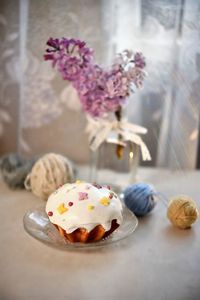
78;192;88;200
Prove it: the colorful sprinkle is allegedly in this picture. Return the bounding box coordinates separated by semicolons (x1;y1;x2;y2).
109;193;113;199
76;180;82;184
99;197;110;206
88;204;95;211
68;201;73;206
57;203;68;214
79;192;88;200
93;183;102;189
48;211;53;216
107;185;111;190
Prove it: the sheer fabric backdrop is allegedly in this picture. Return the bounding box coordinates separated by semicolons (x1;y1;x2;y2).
0;0;199;169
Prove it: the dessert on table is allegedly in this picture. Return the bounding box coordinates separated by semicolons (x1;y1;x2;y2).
46;180;123;243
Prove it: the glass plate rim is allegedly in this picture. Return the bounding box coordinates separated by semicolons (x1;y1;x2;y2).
23;205;138;251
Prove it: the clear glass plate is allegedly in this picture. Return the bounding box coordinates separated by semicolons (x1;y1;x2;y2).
23;206;138;250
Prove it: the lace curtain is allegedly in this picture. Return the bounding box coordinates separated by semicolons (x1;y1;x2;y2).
0;0;200;169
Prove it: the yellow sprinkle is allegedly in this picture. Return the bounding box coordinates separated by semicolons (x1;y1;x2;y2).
88;204;95;211
76;180;82;184
57;203;68;214
99;197;110;206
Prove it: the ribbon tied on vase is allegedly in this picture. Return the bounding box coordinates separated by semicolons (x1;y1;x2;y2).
86;117;151;161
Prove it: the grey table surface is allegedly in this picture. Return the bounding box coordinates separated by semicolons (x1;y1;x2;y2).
0;168;200;300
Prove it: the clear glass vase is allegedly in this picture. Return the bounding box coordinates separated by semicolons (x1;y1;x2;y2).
89;130;140;192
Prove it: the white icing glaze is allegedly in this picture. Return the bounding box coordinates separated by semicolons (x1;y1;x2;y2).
45;182;123;233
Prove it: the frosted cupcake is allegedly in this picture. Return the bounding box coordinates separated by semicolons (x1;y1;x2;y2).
46;181;123;243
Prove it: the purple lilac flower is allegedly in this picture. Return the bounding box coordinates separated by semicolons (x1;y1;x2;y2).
80;90;106;117
58;56;83;81
46;37;60;50
44;37;93;80
44;37;146;118
73;64;128;117
73;64;104;96
79;91;126;118
105;66;129;98
126;67;146;89
133;52;146;69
